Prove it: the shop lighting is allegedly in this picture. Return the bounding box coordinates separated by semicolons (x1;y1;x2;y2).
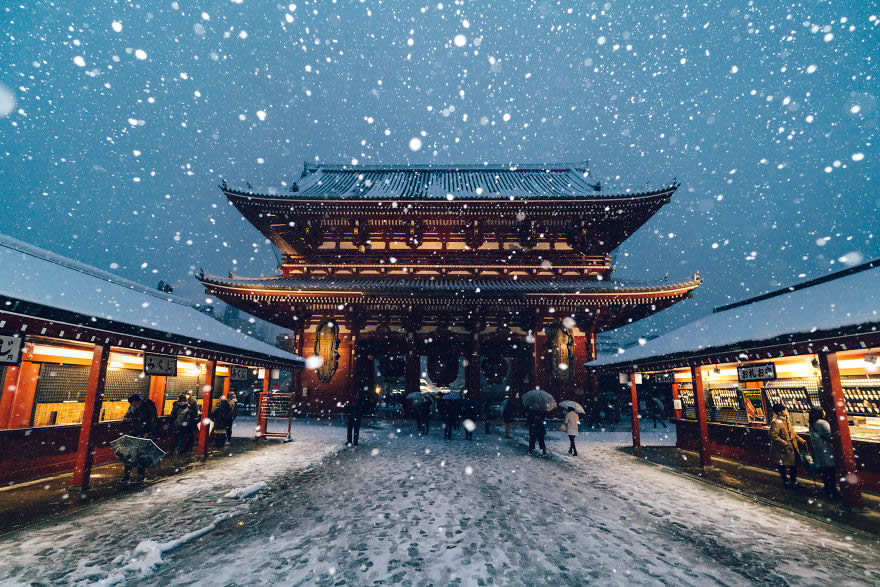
865;353;877;365
30;344;94;360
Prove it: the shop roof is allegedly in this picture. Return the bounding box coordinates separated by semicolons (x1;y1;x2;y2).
0;234;303;366
590;260;880;369
222;162;678;201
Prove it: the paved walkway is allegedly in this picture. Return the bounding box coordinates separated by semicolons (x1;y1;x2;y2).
1;422;877;585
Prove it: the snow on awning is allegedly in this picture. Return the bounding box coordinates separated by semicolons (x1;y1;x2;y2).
0;234;303;366
590;261;880;369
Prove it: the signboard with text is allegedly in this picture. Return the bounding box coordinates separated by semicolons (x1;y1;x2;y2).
651;372;675;384
144;353;177;377
230;366;249;381
0;334;23;366
737;362;776;382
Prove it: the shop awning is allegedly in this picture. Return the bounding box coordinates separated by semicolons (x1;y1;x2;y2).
590;259;880;370
0;234;304;367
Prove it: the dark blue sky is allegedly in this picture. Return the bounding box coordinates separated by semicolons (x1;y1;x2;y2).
1;1;876;342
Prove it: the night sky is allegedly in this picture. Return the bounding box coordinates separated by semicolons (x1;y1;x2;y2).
1;1;876;343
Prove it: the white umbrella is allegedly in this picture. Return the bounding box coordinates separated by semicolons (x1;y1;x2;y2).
559;400;585;414
522;388;557;412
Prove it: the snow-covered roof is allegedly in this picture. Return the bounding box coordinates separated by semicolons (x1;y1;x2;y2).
222;162;677;201
0;234;303;366
590;261;880;369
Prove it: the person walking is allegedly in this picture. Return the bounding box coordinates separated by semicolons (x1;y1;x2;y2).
649;396;667;429
169;394;192;455
808;407;840;499
210;396;233;448
462;400;478;441
346;395;363;446
226;391;239;440
120;394;158;487
443;399;459;440
503;397;515;439
419;400;431;435
769;404;807;490
527;409;547;456
565;407;580;456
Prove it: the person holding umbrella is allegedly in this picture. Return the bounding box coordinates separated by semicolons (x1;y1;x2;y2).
527;409;547;456
442;393;461;439
120;394;158;487
564;406;580;456
346;394;364;447
522;388;555;457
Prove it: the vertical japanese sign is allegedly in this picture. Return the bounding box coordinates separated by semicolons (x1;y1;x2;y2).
144;353;177;376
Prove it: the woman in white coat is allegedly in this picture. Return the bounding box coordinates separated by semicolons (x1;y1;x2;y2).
565;407;580;456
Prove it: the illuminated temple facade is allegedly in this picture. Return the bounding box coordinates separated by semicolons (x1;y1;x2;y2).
199;163;701;412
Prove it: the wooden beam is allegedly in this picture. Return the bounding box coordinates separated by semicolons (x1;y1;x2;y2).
629;372;641;457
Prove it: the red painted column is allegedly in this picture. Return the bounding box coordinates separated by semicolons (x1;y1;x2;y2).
72;344;110;490
198;360;216;459
690;365;712;467
817;351;863;508
148;375;166;415
466;331;481;402
530;319;543;390
405;350;421;397
671;383;683;419
629;372;641;457
0;364;21;429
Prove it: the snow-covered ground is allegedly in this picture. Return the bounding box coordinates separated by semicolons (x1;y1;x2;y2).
1;422;877;585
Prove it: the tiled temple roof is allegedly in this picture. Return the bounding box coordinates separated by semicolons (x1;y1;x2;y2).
222;162;677;201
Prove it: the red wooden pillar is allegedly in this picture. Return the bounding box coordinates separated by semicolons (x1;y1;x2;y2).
690;365;712;467
148;375;166;415
254;370;271;440
198;360;216;459
347;317;362;404
530;318;543;390
629;372;641;457
0;364;22;429
817;351;863;508
466;330;481;402
671;383;683;419
71;343;110;490
405;350;421;397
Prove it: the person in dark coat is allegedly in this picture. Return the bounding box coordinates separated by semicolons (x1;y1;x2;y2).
462;400;478;440
809;408;839;499
443;398;459;439
226;391;239;440
527;409;547;456
418;400;431;435
169;394;193;455
120;394;158;486
346;395;364;446
502;398;515;439
210;397;233;447
184;393;199;452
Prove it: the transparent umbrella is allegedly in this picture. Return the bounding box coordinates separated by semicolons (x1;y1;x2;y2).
558;400;585;414
522;388;557;412
110;435;165;468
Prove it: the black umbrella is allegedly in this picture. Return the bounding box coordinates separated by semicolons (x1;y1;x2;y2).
522;388;557;412
110;435;165;468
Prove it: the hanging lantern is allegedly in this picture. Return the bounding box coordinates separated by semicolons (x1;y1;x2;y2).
379;355;406;383
427;354;458;387
482;355;508;384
